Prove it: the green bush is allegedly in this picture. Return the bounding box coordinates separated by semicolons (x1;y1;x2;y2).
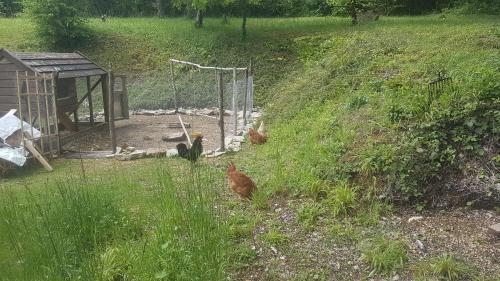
24;0;89;49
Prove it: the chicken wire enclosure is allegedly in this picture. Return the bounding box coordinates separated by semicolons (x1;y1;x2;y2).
170;59;254;151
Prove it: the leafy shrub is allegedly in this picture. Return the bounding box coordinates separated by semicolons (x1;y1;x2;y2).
385;98;499;202
24;0;89;49
453;0;500;14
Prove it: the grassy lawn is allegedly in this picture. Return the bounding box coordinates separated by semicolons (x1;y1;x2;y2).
1;15;499;280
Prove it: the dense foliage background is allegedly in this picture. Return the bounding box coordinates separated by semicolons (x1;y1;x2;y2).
1;0;499;17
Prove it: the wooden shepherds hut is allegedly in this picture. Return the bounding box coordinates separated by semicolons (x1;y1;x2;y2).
0;49;128;154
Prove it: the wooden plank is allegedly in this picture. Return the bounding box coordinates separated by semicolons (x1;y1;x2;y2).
0;71;18;79
33;64;99;73
102;74;109;122
0;103;20;112
1;79;42;91
0;79;17;88
0;96;49;104
23;136;53;172
0;64;22;71
86;77;94;124
58;69;107;78
0;87;16;95
13;52;83;60
178;115;192;147
24;59;91;66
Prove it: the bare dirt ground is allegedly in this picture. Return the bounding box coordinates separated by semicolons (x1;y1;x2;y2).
64;114;235;152
230;195;500;281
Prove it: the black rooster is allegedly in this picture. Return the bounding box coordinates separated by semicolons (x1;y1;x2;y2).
176;135;203;162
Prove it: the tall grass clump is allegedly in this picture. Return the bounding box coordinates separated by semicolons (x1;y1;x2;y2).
362;236;408;276
146;165;229;281
0;178;139;280
0;161;231;281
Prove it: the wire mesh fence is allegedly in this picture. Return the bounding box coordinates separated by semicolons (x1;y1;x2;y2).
169;59;254;151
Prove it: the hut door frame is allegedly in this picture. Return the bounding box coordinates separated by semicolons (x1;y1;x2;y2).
15;71;61;157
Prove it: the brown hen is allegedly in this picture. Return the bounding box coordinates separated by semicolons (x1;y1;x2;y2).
248;128;267;145
227;164;257;200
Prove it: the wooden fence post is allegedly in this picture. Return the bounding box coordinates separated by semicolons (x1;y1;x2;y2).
108;72;117;153
218;70;225;152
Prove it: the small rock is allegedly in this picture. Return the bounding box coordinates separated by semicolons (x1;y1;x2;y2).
408;216;424;223
392;274;400;281
353;265;359;270
125;146;136;153
166;149;178;157
226;142;241;152
270;246;278;254
136;109;156;116
146;148;166;158
162;132;186;142
416;239;427;254
115;150;146;161
275;208;282;213
143;136;153;141
488;223;500;236
197;108;217;116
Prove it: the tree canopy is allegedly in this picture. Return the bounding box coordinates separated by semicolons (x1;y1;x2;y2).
1;0;498;18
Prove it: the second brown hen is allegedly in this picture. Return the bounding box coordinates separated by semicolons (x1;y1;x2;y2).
248;128;267;145
227;164;257;200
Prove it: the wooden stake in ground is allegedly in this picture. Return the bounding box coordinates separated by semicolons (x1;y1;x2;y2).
177;114;192;147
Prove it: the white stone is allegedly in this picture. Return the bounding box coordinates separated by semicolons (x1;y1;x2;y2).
270;246;278;254
146;148;166;158
407;216;424;223
115;150;146;161
488;223;500;236
166;149;178;157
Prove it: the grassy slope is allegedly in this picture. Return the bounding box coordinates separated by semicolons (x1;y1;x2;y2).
238;15;499;202
1;15;500;280
0;16;349;107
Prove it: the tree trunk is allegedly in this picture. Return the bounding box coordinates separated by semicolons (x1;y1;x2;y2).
157;0;164;17
195;10;203;28
241;0;247;39
223;13;229;24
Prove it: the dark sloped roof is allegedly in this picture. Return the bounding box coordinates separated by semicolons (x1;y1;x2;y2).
1;49;107;78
